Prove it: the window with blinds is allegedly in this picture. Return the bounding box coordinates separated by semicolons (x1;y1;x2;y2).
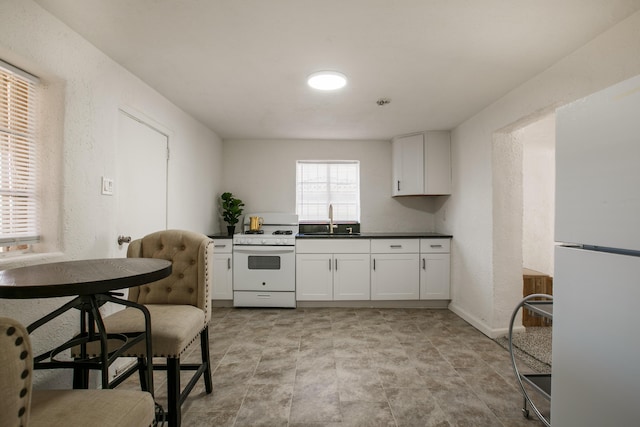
0;60;40;250
296;160;360;223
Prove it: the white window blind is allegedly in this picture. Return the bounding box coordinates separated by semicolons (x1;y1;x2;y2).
296;161;360;223
0;60;40;246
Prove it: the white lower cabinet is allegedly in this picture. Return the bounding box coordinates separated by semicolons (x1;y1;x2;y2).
296;237;450;302
371;239;419;300
296;240;370;301
333;253;371;300
212;240;233;300
420;239;451;299
296;253;333;300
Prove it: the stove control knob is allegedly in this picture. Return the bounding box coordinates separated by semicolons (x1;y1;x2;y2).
261;239;267;245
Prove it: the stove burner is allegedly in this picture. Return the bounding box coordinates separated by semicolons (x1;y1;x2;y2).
244;230;264;234
273;230;293;235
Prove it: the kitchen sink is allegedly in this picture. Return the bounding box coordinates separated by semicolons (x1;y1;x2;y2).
297;232;361;237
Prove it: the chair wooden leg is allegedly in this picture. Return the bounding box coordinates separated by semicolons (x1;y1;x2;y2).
200;326;213;394
167;357;181;427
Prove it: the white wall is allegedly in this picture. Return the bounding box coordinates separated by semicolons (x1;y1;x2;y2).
441;10;640;337
222;139;437;233
0;0;223;387
521;114;555;276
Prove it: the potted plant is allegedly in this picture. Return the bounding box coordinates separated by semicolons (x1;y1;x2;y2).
220;192;244;235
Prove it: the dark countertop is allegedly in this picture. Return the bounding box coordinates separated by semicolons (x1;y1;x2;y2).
296;232;452;239
208;233;452;240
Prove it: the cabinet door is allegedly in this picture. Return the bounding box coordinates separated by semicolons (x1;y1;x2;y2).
212;252;233;300
334;254;370;300
296;254;333;300
423;131;451;195
419;253;450;299
371;253;419;300
392;134;424;196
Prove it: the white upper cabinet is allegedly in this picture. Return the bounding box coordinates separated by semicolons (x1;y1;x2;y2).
392;133;424;196
392;131;451;196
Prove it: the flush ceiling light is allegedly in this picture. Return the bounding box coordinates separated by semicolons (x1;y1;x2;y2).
307;71;347;91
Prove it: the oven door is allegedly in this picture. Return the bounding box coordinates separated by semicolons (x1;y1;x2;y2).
233;245;295;291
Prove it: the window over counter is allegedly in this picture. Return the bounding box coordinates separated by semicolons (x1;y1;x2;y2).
296;160;360;223
0;59;40;253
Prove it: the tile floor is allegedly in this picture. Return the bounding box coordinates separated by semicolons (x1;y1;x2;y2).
140;307;550;426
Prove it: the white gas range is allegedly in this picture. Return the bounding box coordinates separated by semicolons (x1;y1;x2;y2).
232;213;298;308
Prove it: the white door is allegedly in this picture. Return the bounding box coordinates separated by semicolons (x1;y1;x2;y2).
371;253;419;300
552;246;640;426
116;110;168;254
419;253;450;299
392;134;423;196
295;253;333;300
334;253;370;300
212;242;233;300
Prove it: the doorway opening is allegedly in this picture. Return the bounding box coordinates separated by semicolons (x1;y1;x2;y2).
492;111;556;325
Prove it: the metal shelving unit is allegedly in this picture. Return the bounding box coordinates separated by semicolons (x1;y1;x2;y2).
508;294;553;426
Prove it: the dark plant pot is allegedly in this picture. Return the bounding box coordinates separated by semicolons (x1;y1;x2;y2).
227;225;236;236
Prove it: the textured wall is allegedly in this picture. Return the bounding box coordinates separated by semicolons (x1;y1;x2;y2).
0;0;223;387
222;138;438;233
521;114;556;276
440;10;640;337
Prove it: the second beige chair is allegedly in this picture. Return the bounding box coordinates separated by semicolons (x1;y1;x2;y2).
0;316;155;427
99;230;214;427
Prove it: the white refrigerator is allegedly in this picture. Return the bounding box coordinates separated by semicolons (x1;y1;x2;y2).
553;74;640;426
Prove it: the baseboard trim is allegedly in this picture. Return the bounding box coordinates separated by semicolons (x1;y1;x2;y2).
212;299;450;309
297;300;450;309
448;302;506;339
211;299;234;307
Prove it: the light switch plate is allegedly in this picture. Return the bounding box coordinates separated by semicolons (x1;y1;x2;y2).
101;176;114;195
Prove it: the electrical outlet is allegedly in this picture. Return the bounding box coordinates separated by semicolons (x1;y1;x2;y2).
101;176;114;195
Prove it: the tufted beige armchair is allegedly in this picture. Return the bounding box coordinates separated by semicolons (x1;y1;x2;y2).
98;230;214;427
0;316;155;427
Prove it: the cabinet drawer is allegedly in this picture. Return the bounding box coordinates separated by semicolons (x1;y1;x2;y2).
212;240;232;253
296;239;370;254
371;239;419;253
420;239;450;253
233;291;296;308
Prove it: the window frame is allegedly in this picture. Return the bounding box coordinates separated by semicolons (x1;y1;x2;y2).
295;160;361;224
0;59;40;252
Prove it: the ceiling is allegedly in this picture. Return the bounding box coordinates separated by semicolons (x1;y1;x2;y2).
34;0;640;141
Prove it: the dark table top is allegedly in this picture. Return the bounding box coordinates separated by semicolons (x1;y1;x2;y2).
0;258;172;299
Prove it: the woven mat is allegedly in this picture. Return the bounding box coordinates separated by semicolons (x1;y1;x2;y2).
494;327;552;374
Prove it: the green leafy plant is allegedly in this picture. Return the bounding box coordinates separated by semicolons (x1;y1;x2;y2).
220;192;244;226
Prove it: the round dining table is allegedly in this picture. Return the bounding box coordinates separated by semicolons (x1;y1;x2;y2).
0;258;172;393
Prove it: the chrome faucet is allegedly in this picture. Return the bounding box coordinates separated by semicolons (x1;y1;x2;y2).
329;204;336;234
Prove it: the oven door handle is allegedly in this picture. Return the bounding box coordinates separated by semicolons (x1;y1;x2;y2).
233;246;295;254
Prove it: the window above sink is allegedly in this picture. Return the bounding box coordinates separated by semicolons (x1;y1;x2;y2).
295;160;361;223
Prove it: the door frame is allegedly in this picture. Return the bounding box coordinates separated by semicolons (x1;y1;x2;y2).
117;105;171;231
